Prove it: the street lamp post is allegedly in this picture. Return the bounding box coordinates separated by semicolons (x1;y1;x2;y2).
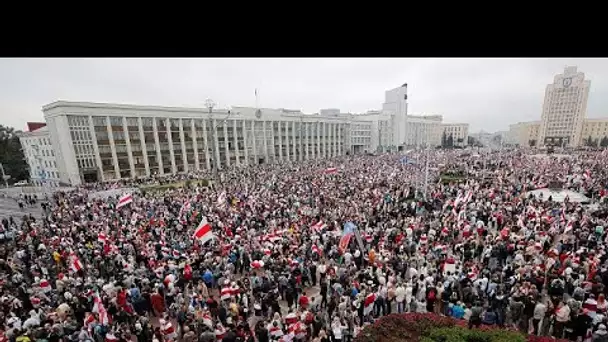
0;163;9;188
205;99;233;182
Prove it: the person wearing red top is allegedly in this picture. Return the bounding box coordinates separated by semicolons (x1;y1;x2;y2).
298;291;309;309
150;291;165;316
117;289;127;308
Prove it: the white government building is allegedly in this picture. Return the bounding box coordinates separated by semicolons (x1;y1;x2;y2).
20;84;467;186
508;66;608;148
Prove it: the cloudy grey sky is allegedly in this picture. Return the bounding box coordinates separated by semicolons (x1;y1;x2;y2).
1;58;607;132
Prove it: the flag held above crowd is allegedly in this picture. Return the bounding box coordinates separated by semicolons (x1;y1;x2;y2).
116;193;133;209
193;216;214;244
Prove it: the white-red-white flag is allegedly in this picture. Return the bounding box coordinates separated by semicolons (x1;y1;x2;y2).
324;167;338;174
311;244;322;255
363;293;376;316
98;232;107;244
92;292;111;326
193;216;214;244
70;252;83;273
116;193;133;209
311;221;327;233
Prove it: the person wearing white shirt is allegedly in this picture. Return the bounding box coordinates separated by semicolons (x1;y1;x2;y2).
331;317;346;342
405;283;413;311
395;284;406;313
344;251;353;265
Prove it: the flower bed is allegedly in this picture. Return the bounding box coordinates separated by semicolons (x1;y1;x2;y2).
353;313;568;342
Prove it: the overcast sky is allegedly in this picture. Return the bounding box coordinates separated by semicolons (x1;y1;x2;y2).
1;58;607;133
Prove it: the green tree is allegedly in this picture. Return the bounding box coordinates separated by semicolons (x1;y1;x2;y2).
0;125;29;185
446;134;454;147
529;139;537;147
601;136;608;148
585;135;593;147
441;132;447;147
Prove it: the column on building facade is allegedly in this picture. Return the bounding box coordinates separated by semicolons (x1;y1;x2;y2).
311;123;316;159
304;122;309;160
122;117;136;178
190;120;200;171
269;121;276;162
325;122;329;158
223;124;230;167
88;116;105;181
242;120;249;165
329;122;336;158
165;118;177;174
262;121;269;161
292;121;297;161
212;119;220;169
251;121;258;163
137;117;150;176
152;118;164;175
316;122;321;159
178;119;188;172
326;123;332;158
233;119;240;166
284;121;290;161
106;116;121;179
202;119;211;170
278;121;284;161
338;124;342;155
334;123;338;156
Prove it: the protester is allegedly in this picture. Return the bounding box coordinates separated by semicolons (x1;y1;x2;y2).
0;149;607;341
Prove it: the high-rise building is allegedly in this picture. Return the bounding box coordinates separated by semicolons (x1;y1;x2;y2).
538;66;591;147
382;84;408;147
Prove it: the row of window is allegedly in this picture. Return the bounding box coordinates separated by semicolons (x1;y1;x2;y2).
31;159;57;169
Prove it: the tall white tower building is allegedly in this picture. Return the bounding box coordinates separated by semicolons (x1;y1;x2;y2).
382;83;408;148
538;66;590;147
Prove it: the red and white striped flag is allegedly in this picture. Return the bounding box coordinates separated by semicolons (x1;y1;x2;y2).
215;324;226;340
193;216;214;244
311;221;327;233
269;324;284;338
220;285;235;301
116;193;133;209
92;292;111;326
179;202;192;217
363;293;376;316
311;244;322;255
98;232;107;244
39;278;52;293
70;252;83;273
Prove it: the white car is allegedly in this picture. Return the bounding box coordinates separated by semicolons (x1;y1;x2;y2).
14;180;28;187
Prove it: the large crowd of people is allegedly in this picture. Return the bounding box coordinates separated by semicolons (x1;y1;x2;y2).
1;148;608;342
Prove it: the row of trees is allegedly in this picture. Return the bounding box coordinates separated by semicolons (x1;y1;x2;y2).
0;125;29;185
441;132;465;148
583;135;608;147
528;136;608;148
